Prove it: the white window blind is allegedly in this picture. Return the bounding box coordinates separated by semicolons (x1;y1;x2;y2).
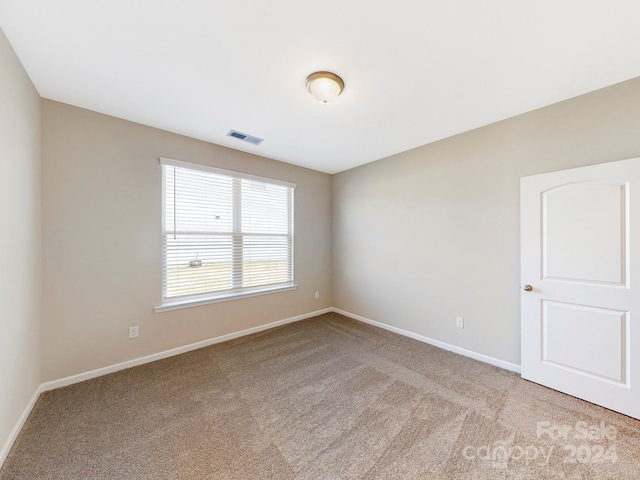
160;158;295;306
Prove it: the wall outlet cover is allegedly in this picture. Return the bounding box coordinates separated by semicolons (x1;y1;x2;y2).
129;326;139;338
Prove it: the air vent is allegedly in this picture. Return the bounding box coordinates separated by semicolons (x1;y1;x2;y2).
227;130;264;145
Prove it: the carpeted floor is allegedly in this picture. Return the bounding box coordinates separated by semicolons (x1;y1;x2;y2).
1;312;639;479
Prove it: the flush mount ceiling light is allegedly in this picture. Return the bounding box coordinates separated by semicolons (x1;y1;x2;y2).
306;71;344;104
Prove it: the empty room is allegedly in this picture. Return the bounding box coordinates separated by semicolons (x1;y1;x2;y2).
1;1;640;479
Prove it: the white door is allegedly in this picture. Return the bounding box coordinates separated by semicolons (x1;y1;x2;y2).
521;157;640;419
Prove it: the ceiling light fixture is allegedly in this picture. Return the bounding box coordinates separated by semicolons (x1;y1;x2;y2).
306;71;344;104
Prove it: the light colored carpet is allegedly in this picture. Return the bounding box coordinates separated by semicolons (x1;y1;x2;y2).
1;312;639;479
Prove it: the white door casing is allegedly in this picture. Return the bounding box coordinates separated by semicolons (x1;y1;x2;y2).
521;157;640;419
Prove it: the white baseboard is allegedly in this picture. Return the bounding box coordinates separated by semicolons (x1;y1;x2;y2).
0;385;43;468
40;307;333;392
332;308;521;374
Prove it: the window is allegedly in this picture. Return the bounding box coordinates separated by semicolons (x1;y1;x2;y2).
156;158;295;311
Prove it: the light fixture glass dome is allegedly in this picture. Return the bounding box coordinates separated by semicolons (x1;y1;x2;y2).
306;71;344;104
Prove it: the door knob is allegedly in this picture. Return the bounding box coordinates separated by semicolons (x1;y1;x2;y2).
523;285;533;292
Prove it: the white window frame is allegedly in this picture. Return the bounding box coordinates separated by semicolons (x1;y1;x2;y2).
155;157;296;313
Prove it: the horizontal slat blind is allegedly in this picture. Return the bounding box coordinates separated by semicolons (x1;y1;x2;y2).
162;160;294;301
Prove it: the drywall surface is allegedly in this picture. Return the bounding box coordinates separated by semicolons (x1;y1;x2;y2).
332;76;640;365
0;27;41;456
41;100;332;381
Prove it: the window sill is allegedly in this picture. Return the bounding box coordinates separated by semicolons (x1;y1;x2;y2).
154;284;298;313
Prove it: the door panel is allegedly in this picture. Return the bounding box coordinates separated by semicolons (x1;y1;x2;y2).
542;182;627;285
521;157;640;419
542;301;627;384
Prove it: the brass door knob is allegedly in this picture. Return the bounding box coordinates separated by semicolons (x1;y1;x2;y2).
523;285;533;292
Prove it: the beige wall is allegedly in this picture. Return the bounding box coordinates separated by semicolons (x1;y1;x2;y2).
0;28;41;454
332;77;640;365
41;100;332;381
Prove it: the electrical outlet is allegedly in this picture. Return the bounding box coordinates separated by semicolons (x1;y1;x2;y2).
456;317;464;329
315;291;320;299
129;326;139;339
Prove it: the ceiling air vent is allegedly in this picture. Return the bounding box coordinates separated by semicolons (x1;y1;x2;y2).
227;130;264;145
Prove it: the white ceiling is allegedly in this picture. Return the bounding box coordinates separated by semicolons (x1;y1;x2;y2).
2;1;640;174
